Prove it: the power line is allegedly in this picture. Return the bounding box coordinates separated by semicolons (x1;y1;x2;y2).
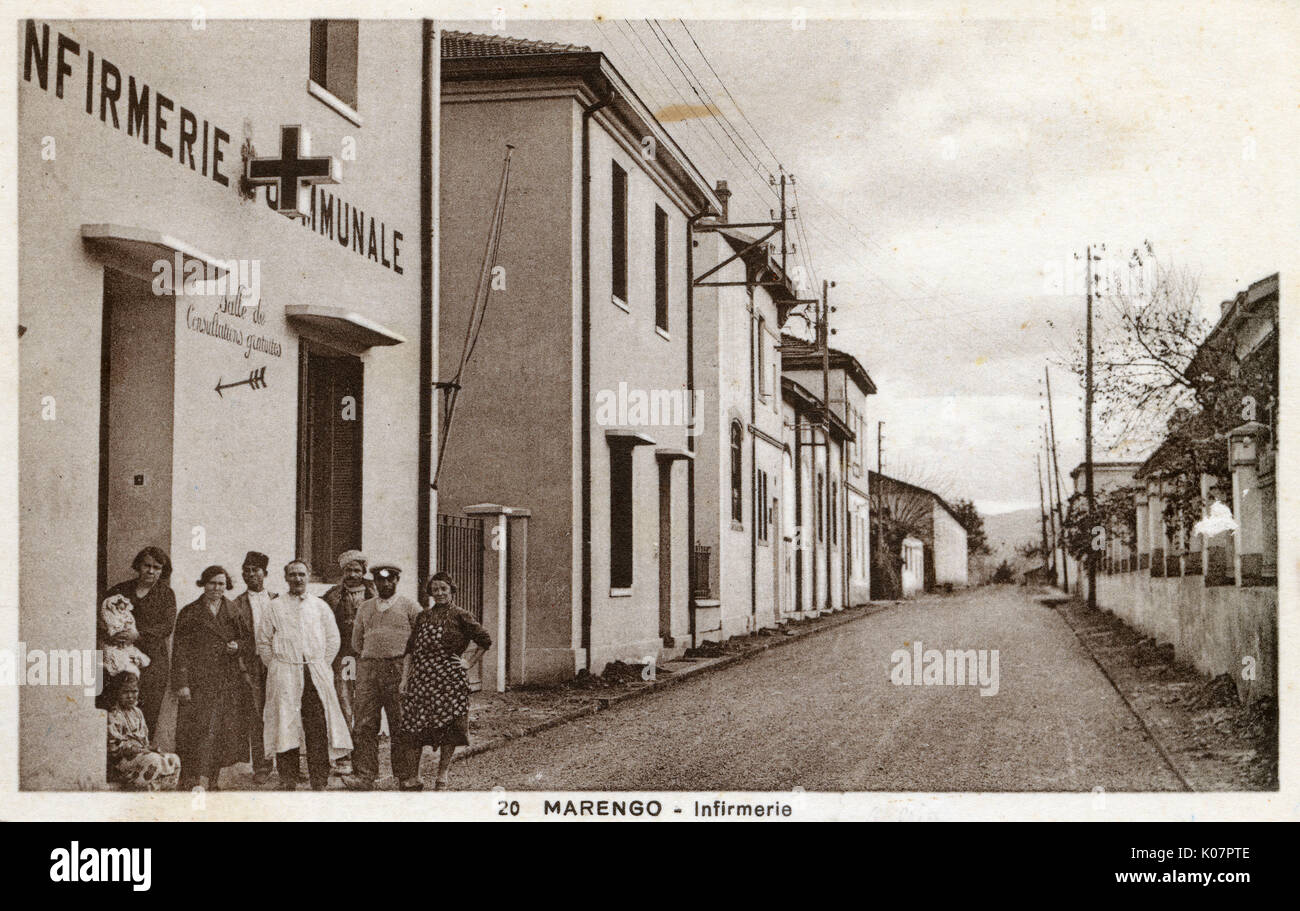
678;20;784;173
650;19;773;182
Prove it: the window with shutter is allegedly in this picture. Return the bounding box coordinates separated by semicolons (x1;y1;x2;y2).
309;20;359;111
297;343;363;582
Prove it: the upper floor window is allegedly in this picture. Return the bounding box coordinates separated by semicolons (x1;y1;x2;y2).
654;205;669;331
611;162;628;303
831;481;838;545
816;472;825;542
310;20;359;112
757;316;767;396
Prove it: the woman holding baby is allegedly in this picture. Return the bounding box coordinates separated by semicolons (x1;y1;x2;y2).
100;546;177;734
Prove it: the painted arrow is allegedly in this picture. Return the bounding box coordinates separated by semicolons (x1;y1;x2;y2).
215;366;268;397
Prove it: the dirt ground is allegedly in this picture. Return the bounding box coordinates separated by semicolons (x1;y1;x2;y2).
1055;596;1278;791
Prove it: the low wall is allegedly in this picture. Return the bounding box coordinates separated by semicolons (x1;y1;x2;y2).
1094;571;1277;703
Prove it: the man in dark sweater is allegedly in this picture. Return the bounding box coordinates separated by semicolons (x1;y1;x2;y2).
341;561;422;790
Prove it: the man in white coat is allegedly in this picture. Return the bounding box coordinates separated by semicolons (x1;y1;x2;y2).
257;559;353;790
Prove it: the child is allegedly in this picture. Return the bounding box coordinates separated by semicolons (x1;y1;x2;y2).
106;673;181;791
100;593;152;678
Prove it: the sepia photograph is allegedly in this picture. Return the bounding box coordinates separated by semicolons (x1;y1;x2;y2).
2;0;1294;834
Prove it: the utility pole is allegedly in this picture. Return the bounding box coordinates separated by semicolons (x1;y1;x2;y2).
821;278;833;611
1084;245;1098;610
1044;365;1069;594
1036;452;1050;573
877;421;883;474
779;170;788;277
1042;425;1059;577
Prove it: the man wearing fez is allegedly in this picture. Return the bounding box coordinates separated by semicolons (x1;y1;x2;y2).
230;551;276;784
323;549;374;773
342;561;422;790
257;559;353;790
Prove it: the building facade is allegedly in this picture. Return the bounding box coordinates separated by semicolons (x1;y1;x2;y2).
692;194;800;641
781;376;852;615
782;340;876;605
437;32;719;680
1087;273;1278;702
18;18;435;788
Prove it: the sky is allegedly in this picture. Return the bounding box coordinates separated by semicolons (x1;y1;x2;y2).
447;4;1298;515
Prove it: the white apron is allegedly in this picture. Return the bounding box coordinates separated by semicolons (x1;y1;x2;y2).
257;594;353;758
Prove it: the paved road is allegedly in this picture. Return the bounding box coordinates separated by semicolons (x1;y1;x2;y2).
452;586;1185;791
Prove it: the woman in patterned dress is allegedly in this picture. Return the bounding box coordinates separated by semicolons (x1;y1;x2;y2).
396;572;491;791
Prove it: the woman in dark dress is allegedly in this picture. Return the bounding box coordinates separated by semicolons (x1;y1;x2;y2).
396;572;491;791
102;546;177;734
172;566;250;791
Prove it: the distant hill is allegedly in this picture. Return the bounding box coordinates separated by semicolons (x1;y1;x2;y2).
974;508;1047;580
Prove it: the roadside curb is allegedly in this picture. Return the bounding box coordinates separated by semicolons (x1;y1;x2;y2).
1048;595;1195;792
460;600;895;761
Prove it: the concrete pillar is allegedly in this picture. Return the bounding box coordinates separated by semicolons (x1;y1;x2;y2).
463;504;530;691
1135;495;1150;571
1148;483;1166;578
1229;422;1269;586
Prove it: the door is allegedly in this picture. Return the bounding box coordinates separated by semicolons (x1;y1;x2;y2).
658;461;672;643
772;494;785;624
98;268;176;592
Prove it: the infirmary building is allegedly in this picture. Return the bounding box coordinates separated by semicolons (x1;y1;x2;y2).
18;18;437;788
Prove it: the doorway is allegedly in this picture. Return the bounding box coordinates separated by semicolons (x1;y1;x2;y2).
658;461;672;643
98;268;176;593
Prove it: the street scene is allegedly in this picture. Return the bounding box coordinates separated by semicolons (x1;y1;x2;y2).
452;587;1188;793
11;7;1284;807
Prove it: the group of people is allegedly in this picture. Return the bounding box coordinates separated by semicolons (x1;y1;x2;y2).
99;546;492;792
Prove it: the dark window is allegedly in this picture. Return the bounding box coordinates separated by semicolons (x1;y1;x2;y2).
612;162;628;302
610;447;634;588
831;481;838;544
756;470;770;543
310;20;359;110
730;421;744;524
298;343;363;582
757;316;767;396
816;473;825;542
654;205;669;330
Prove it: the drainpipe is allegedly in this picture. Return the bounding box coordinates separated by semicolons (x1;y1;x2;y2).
417;18;435;604
580;92;612;673
686;208;708;646
749;296;757;624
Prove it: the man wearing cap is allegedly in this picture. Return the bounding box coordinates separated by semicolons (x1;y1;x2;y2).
322;549;374;773
342;561;422;790
258;559;353;790
230;551;276;784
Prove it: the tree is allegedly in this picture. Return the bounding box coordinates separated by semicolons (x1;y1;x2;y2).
947;498;991;556
1067;249;1277;538
1061;485;1140;561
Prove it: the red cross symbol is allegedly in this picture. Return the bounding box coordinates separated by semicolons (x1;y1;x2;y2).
245;125;340;218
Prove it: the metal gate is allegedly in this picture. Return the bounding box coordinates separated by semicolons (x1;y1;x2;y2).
437;514;484;622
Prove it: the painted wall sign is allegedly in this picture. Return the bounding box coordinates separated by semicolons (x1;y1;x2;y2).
215;366;268;397
23;21;231;186
22;19;408;276
184;290;284;359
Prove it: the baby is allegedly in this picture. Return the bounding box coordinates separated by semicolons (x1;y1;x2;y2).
100;593;152;678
